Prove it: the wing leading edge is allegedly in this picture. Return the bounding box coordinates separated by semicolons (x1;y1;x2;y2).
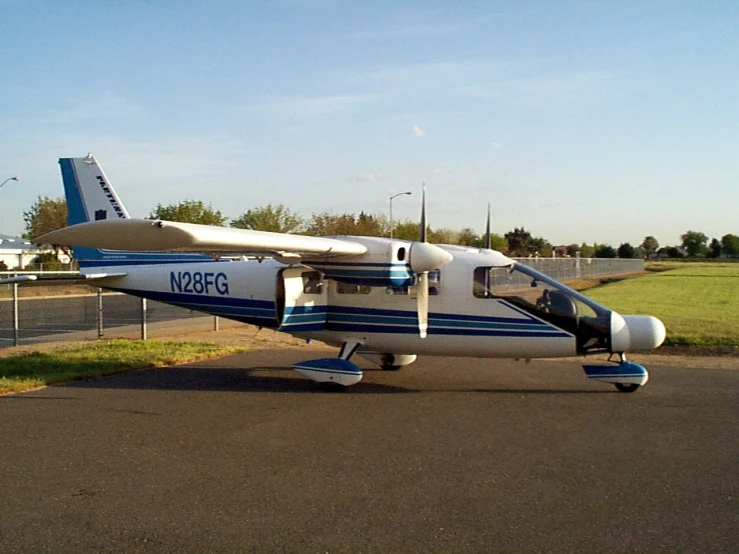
35;219;368;258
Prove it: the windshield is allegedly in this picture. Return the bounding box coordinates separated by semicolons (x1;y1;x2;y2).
473;262;612;354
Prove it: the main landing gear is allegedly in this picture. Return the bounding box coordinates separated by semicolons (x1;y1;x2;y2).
293;341;363;392
582;353;649;393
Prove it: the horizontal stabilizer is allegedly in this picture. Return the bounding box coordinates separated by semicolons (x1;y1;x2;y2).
35;219;368;258
0;272;126;286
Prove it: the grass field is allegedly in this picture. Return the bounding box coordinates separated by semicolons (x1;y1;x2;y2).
586;265;739;346
0;340;246;395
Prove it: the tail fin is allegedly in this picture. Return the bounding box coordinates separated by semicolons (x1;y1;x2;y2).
59;154;211;267
60;154;131;225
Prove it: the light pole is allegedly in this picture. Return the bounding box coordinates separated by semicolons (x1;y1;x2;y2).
389;191;412;239
0;177;19;239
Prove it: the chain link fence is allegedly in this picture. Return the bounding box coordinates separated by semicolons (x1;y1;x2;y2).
0;281;217;348
513;257;644;281
0;258;644;348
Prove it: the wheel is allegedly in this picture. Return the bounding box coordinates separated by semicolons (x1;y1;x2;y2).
614;383;640;393
319;381;348;392
380;354;401;371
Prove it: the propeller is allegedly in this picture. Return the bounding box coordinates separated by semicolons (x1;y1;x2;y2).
484;203;492;250
408;181;452;338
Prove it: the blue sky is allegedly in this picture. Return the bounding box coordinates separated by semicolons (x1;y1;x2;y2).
0;0;737;247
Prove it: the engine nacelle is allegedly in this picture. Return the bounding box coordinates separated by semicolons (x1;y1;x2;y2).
303;236;452;287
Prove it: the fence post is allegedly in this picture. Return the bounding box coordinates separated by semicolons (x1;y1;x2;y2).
12;282;19;347
214;316;220;331
141;297;148;341
97;288;104;339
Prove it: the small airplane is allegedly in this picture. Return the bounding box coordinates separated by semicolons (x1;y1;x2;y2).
19;154;665;392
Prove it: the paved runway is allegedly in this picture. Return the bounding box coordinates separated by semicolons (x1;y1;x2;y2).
1;351;736;553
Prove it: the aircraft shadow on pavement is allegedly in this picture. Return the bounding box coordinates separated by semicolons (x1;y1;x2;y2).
60;365;416;394
54;364;615;395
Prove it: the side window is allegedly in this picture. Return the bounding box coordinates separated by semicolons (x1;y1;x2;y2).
302;271;323;294
428;270;441;296
397;247;406;261
473;267;492;298
336;282;372;294
474;266;542;299
408;270;441;298
386;286;408;295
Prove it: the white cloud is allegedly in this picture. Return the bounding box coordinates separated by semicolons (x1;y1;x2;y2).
352;173;381;183
413;125;426;137
490;142;503;150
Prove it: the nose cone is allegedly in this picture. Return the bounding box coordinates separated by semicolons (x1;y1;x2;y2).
611;313;667;352
409;242;453;273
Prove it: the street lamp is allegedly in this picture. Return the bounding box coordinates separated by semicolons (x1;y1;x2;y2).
0;177;19;239
389;191;412;239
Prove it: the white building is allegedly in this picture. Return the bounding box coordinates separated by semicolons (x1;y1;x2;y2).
0;235;69;270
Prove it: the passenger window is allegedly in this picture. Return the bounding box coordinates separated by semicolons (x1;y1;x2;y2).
409;270;441;297
336;282;372;294
302;271;323;294
397;247;406;261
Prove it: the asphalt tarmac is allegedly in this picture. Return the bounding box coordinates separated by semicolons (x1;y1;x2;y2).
0;350;736;553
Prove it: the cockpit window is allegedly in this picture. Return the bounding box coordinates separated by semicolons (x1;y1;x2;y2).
473;263;612;354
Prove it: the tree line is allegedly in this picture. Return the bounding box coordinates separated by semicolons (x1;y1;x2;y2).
19;197;739;265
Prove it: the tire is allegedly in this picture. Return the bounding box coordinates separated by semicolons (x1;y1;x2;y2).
614;383;640;393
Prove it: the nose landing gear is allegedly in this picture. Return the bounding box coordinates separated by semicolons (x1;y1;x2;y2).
583;353;649;393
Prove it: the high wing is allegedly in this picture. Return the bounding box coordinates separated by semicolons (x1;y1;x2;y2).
35;219;367;259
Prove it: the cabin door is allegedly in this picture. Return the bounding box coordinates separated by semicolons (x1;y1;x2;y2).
276;268;327;332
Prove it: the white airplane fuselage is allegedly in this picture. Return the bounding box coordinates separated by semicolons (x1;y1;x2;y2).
90;248;587;360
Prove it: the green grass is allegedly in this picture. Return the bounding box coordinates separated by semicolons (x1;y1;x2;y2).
0;340;246;395
586;267;739;346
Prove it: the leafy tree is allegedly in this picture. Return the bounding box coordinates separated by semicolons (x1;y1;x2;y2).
641;236;659;259
231;204;304;233
356;212;388;236
457;228;479;247
456;227;507;250
708;238;722;258
392;220;421;241
487;234;508;251
428;228;458;244
658;246;684;258
721;233;739;257
565;244;580;257
617;243;636;258
504;227;534;256
305;212;386;237
23;196;71;257
680;230;709;257
149;200;226;226
579;243;596;258
23;196;68;239
26;252;65;271
594;244;617;258
531;237;553;256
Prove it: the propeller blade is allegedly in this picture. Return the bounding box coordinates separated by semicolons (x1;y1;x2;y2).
485;203;492;250
419;181;427;243
416;271;429;338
